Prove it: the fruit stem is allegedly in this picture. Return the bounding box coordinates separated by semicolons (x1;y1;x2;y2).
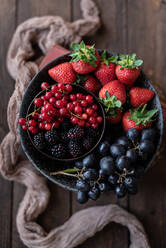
50;171;79;178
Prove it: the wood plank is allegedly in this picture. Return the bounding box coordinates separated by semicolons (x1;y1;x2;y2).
71;1;129;247
0;0;16;248
11;1;72;247
128;1;166;247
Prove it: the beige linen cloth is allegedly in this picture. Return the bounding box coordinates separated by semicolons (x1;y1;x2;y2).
0;0;150;247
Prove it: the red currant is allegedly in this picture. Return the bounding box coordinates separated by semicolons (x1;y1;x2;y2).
91;123;98;129
93;112;98;117
70;116;79;125
41;107;46;113
80;100;87;107
18;118;26;126
28;126;38;134
92;104;98;111
61;99;67;106
45;103;54;112
41;82;49;90
54;92;62;99
43;100;49;105
28;120;37;127
97;116;103;123
34;98;43;107
58;83;65;91
70;94;76;101
22;125;28;130
67;102;74;111
41;95;46;101
73;101;79;106
62;95;69;101
51;84;58;93
52;121;60;129
32;112;39;119
76;93;83;100
88;116;96;124
49;97;56;104
38;122;45;130
78;120;85;127
65;84;72;93
45;91;53;99
59;108;68;116
45;123;52;130
85;122;90;127
56;100;63;108
86;95;94;104
74;105;82;115
86;108;94;116
82;113;88;120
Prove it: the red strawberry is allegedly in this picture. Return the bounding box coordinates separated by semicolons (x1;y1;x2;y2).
107;109;123;124
48;62;76;84
99;80;126;104
122;105;158;131
129;87;155;107
115;54;143;86
70;41;100;74
95;51;117;86
83;75;101;94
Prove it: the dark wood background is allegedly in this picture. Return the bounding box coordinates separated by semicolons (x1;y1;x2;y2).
0;0;166;247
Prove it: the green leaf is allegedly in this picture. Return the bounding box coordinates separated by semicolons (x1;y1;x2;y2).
72;43;80;51
105;90;110;99
63;168;80;174
115;100;122;108
134;60;143;67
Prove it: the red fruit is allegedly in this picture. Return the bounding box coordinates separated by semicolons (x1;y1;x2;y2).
91;123;98;129
18;118;26;126
51;85;58;93
45;91;53;99
80;100;88;107
74;106;82;115
76;93;83;100
28;120;37;127
122;105;158;131
107;109;123;124
70;41;100;74
38;122;45;130
92;104;98;111
54;91;62;99
59;108;68;116
32;112;39;119
96;116;103;123
28;126;38;134
41;82;49;90
22;125;28;130
115;54;143;86
85;95;94;104
34;98;43;107
99;80;126;104
86;108;94;116
71;116;79;125
52;121;60;129
95;51;116;86
65;84;72;93
78;120;85;127
116;65;140;86
82;113;88;120
129;87;155;107
67;103;74;111
48;62;76;84
83;75;101;94
49;97;56;104
58;83;65;91
70;94;76;101
45;123;52;130
88;116;96;124
56;100;63;108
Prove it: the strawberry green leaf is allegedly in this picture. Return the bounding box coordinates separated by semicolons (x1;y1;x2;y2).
129;105;158;126
70;41;98;67
101;51;118;66
99;92;122;116
74;74;87;84
117;53;143;69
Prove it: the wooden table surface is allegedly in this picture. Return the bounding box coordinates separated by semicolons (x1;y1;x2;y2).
0;0;166;247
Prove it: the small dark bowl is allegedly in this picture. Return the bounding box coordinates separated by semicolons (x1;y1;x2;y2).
26;83;105;162
19;50;163;191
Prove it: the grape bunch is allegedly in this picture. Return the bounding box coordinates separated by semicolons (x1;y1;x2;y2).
74;127;156;204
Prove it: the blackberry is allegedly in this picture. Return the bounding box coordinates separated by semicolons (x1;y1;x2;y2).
33;133;45;150
67;126;84;139
86;127;99;139
68;140;83;158
51;143;67;158
61;131;69;142
83;136;95;150
45;130;59;144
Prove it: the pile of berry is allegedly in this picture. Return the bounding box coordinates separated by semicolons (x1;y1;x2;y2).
72;127;156;203
19;83;103;159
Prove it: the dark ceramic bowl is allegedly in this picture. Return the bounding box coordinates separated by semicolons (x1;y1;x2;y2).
26;84;105;162
19;50;164;191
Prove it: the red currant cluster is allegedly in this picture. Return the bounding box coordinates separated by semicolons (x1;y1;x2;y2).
19;82;103;134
